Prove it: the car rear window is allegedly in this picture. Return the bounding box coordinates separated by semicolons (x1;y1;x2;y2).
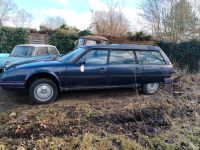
136;51;166;65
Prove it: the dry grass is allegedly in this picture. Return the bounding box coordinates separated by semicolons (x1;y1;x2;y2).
0;73;200;149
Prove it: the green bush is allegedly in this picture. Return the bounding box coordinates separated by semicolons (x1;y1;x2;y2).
158;40;200;72
49;30;78;54
0;26;29;53
78;30;92;37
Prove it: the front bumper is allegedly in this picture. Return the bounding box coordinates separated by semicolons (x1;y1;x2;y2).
0;76;25;90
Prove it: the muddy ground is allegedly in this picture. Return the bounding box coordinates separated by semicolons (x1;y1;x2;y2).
0;74;200;149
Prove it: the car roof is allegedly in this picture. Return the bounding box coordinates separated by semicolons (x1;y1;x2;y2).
82;44;161;51
17;44;56;48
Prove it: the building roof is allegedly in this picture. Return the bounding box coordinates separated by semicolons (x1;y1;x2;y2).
82;44;160;51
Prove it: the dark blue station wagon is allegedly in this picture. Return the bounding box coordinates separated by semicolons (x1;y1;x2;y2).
0;44;173;104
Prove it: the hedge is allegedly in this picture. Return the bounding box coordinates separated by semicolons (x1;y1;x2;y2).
49;31;78;54
0;27;29;53
158;40;200;72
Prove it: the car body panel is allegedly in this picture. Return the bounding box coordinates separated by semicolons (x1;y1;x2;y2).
66;64;108;88
0;44;173;92
108;64;143;86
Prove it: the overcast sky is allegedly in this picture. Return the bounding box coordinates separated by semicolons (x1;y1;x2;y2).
13;0;147;31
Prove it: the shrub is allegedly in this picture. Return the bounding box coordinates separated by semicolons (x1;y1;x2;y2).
128;31;152;41
158;40;200;72
49;30;78;54
78;30;93;37
0;26;29;53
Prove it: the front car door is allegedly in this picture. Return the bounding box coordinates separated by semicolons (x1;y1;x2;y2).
108;50;143;87
66;49;109;89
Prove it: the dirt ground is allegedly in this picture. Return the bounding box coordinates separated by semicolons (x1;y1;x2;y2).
0;74;200;149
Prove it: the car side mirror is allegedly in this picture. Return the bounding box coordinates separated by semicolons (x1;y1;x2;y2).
76;59;85;65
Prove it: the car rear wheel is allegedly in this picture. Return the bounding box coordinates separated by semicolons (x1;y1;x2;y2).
143;83;160;95
30;78;58;104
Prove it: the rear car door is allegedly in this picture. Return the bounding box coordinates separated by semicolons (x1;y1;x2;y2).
108;50;143;86
67;49;109;88
135;50;171;84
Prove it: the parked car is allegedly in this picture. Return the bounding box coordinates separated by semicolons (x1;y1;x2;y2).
0;53;10;58
76;36;109;48
0;44;173;104
0;44;60;69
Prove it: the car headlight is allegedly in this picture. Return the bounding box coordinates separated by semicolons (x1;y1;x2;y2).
4;61;12;68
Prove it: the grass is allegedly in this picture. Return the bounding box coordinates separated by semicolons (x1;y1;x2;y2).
0;73;200;149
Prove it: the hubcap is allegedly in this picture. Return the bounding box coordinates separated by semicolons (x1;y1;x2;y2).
34;84;54;102
146;83;159;93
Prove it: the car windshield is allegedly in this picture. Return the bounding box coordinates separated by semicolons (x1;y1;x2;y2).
10;46;34;57
59;48;86;63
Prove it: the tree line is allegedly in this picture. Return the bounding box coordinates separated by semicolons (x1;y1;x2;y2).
1;0;200;43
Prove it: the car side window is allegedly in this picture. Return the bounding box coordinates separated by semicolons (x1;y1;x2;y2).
109;50;136;65
48;47;58;55
32;48;39;56
136;51;166;65
78;50;108;65
37;47;49;56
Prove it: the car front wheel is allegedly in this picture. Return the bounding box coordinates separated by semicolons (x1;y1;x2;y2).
30;78;58;104
143;83;160;95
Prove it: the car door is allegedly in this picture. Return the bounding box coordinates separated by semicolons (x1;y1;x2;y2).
66;49;109;88
108;50;143;87
135;50;170;84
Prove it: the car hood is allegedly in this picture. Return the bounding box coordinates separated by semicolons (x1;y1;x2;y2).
6;59;66;71
0;53;9;58
0;56;55;68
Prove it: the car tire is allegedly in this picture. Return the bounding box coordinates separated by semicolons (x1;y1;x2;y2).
143;83;160;95
30;78;58;104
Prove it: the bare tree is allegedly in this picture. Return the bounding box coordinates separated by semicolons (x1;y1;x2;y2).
0;0;17;25
91;0;130;38
12;9;33;28
139;0;160;37
41;16;66;29
140;0;200;42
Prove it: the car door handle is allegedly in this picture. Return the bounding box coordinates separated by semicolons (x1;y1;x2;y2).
100;68;107;73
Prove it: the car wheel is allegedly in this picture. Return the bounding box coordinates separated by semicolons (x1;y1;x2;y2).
30;78;58;104
143;83;160;95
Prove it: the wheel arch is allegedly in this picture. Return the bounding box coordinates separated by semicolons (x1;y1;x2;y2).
25;72;61;92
